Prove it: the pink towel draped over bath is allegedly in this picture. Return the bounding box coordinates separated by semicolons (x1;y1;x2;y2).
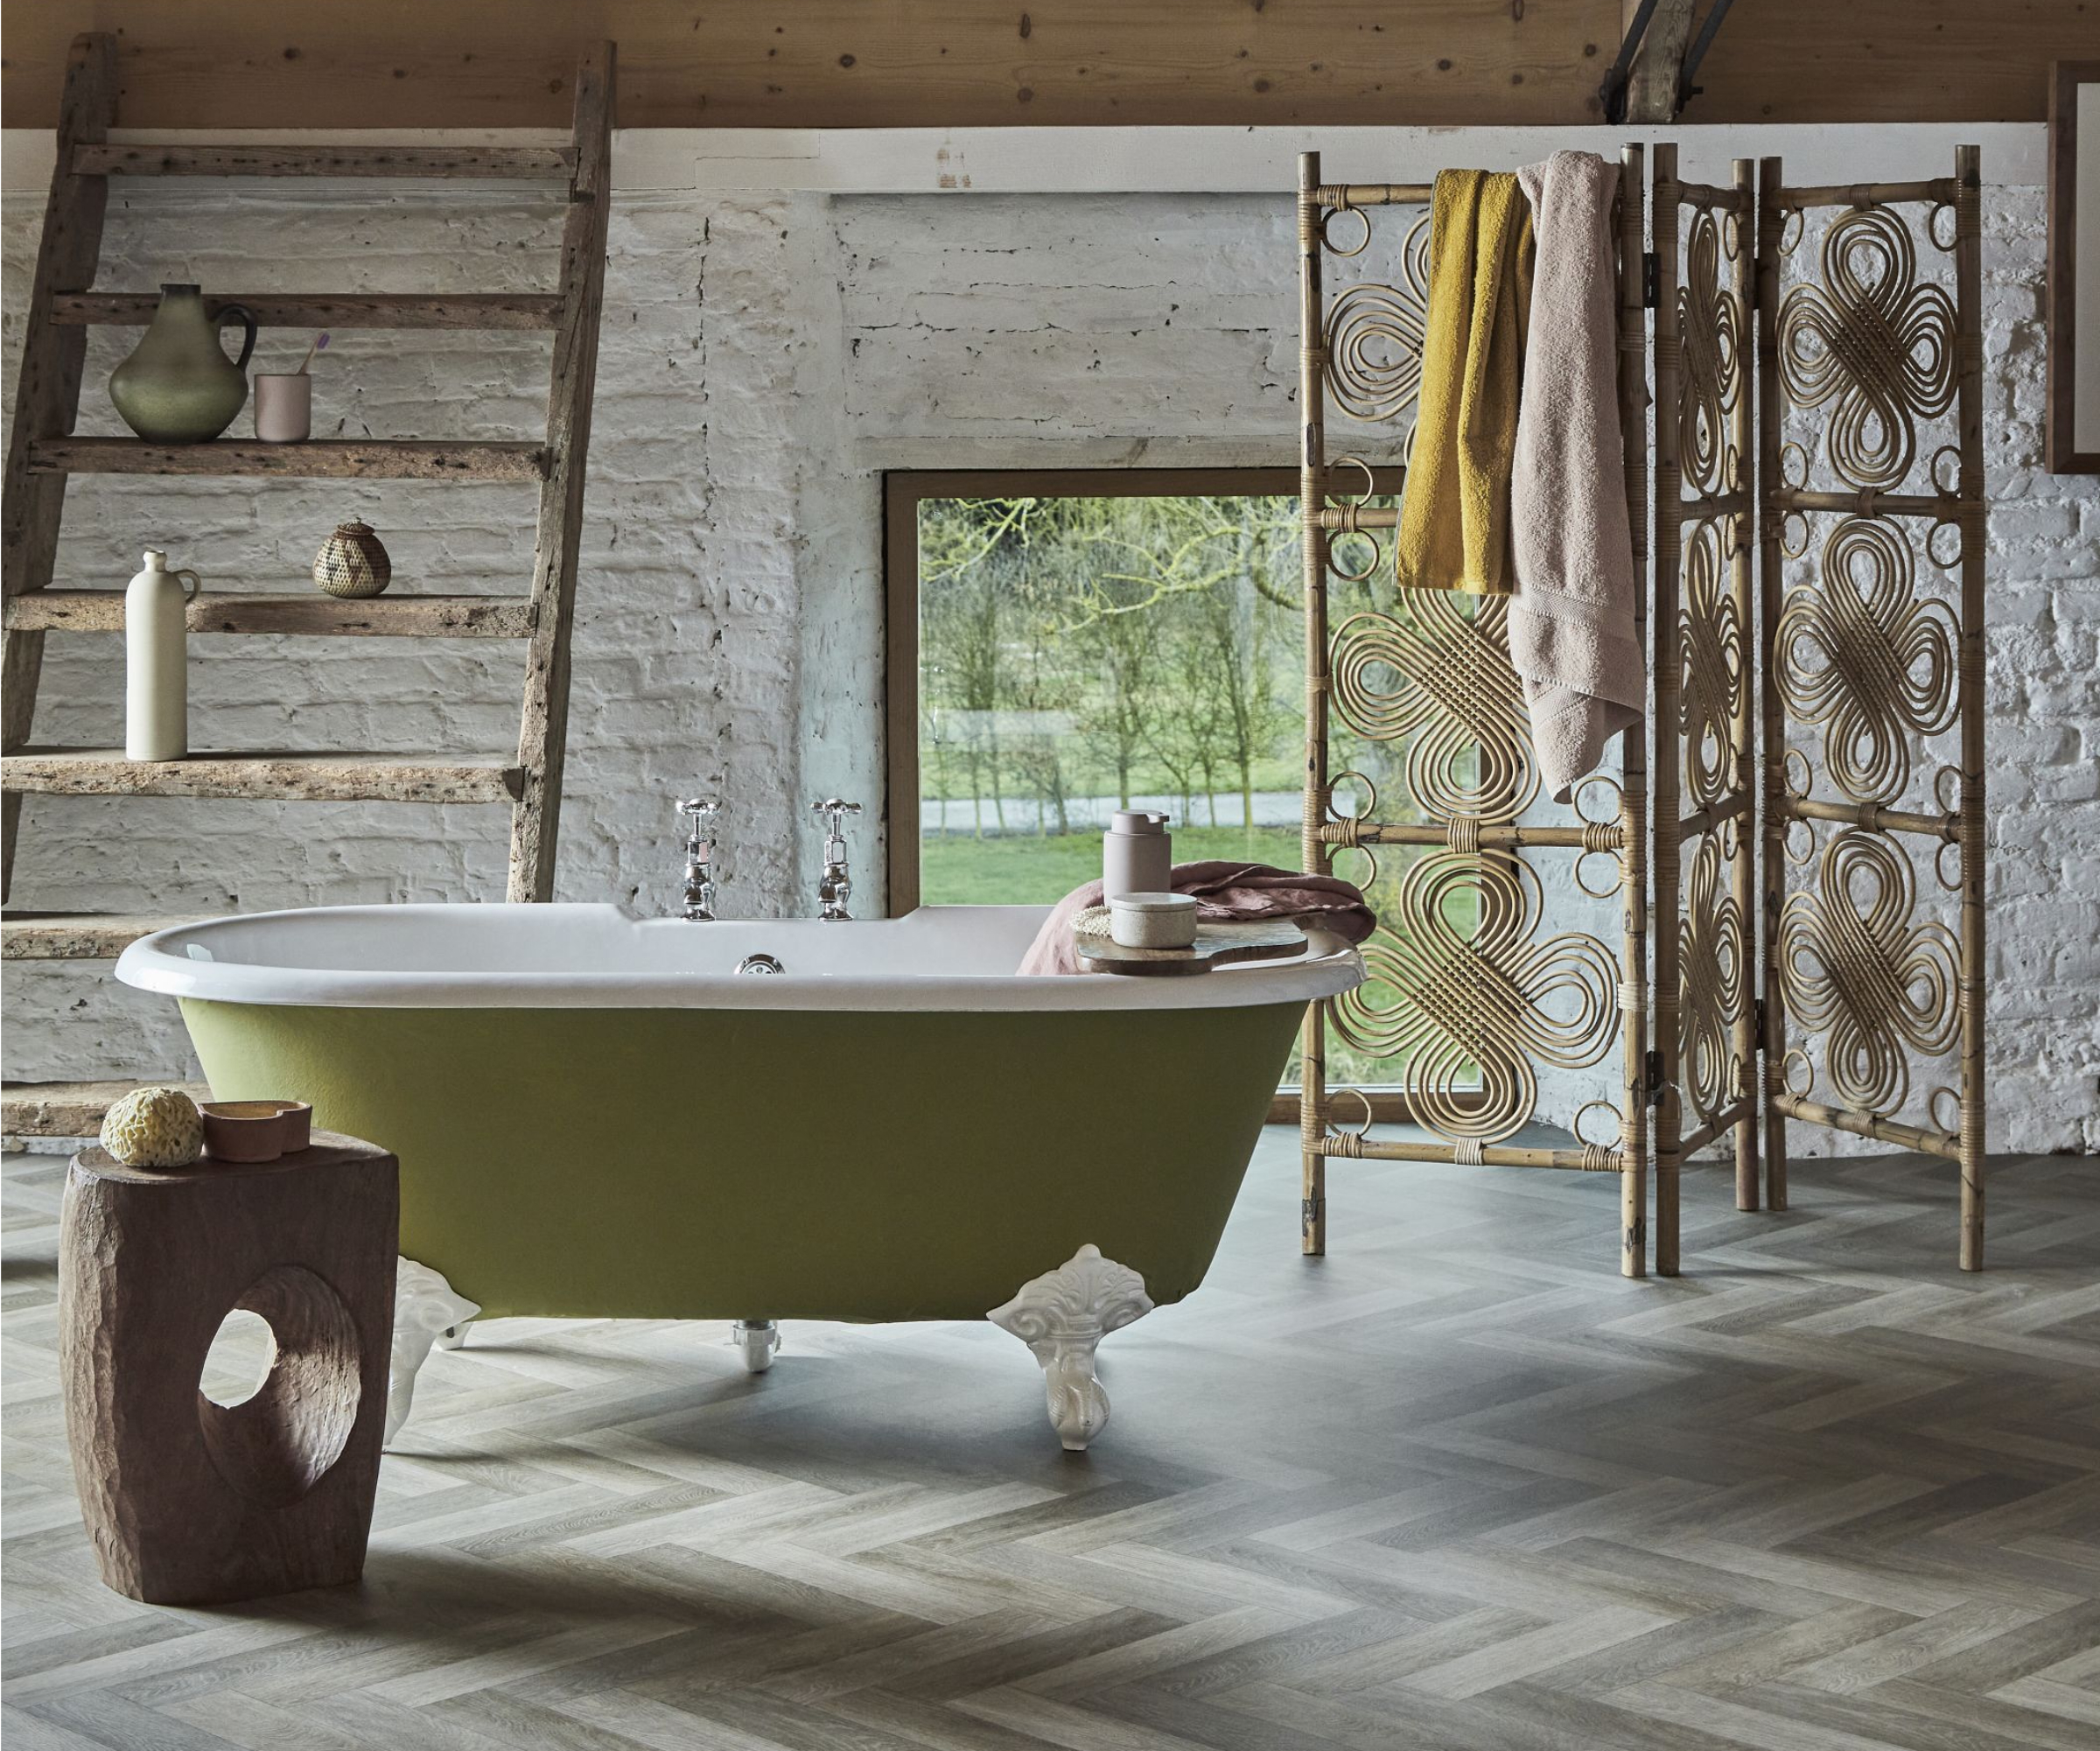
1017;862;1376;977
1508;150;1647;802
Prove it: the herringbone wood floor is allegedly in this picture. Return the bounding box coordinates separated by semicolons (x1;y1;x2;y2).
4;1134;2096;1751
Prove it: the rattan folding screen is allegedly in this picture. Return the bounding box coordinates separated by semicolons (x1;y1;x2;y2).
1296;149;1654;1278
1752;150;1987;1270
1296;144;1986;1276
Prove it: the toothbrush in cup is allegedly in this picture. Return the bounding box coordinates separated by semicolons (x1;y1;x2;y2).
256;333;326;443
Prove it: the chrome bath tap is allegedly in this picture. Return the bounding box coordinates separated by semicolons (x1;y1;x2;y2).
811;799;861;921
677;797;720;921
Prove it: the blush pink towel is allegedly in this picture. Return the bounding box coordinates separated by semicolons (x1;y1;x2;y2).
1509;151;1646;802
1017;861;1376;977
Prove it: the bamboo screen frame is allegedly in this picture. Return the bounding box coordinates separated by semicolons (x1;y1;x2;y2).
1652;148;1761;1278
1754;150;1988;1270
1294;149;1656;1279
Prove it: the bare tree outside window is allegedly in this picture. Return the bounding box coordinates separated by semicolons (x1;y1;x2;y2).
892;471;1423;1089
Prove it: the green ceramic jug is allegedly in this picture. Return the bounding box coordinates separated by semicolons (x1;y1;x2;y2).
108;284;257;443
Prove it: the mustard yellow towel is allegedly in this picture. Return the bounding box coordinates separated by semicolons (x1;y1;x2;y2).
1395;170;1536;594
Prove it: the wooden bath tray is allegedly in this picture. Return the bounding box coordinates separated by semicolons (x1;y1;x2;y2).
1073;907;1308;977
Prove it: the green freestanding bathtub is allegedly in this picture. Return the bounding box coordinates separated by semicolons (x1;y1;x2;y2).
117;903;1362;1449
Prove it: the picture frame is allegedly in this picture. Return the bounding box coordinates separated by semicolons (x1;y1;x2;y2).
2048;60;2100;473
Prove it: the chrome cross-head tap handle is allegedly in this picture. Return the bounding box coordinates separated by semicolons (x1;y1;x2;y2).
811;799;862;921
677;797;720;921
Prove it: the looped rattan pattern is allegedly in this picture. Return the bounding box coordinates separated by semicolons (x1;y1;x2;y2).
1680;518;1748;809
1680;834;1750;1125
1575;847;1625;900
1572;773;1625;826
1573;1100;1624;1152
1326;278;1429;424
1326;768;1378;823
1925;517;1964;571
1329;595;1537;821
1776;205;1957;491
1777;828;1960;1117
1327;528;1382;585
1328;851;1618;1144
1325;1086;1377;1140
1928;1084;1961;1137
1328;454;1381;506
1320;204;1373;258
1775;517;1959;804
1678;209;1746;497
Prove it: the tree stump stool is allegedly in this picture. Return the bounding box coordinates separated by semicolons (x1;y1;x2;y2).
59;1133;398;1605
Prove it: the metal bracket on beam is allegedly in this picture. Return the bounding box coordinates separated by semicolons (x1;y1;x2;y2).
1600;0;1736;124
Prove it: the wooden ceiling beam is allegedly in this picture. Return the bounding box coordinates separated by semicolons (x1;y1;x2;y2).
1623;0;1698;124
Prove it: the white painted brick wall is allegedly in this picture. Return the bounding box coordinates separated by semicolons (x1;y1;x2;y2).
4;168;2094;1154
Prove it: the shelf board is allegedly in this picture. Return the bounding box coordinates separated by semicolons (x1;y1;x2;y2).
3;913;196;960
28;438;550;481
5;591;535;638
73;144;576;180
3;1080;214;1139
53;292;564;331
2;748;525;805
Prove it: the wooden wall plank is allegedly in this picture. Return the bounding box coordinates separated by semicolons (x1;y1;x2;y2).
1686;2;2100;123
0;1;1618;130
4;1;2094;129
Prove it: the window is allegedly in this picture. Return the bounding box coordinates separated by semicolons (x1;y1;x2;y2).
886;467;1410;1091
888;471;1302;906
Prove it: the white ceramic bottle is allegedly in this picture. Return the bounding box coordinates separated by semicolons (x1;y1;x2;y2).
1102;810;1172;900
124;550;200;761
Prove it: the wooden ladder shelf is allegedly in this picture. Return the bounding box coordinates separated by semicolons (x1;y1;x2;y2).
1;33;615;1138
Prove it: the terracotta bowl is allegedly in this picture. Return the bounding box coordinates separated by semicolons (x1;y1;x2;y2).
272;1100;312;1152
200;1099;310;1163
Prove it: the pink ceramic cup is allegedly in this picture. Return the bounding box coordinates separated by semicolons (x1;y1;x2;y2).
253;373;312;443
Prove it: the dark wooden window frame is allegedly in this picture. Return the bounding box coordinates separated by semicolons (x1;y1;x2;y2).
2048;60;2100;474
882;464;1429;1124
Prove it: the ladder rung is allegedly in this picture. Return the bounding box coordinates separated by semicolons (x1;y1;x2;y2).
3;913;196;960
28;438;550;481
3;748;526;806
53;292;563;331
73;144;576;180
6;592;535;638
3;1079;214;1139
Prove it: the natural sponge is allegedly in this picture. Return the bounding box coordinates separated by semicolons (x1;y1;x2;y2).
99;1086;204;1168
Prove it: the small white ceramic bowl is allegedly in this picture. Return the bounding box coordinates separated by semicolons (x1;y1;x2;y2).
1109;891;1198;949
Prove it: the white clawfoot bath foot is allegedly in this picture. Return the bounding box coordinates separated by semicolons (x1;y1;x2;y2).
435;1320;473;1352
732;1320;780;1373
387;1258;481;1446
989;1244;1154;1451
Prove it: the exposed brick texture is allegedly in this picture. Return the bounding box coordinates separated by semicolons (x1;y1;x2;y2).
2;170;2092;1154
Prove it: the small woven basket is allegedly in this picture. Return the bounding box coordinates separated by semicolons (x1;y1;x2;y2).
312;520;391;599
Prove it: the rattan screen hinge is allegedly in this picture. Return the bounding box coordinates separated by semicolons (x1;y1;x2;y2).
1645;1048;1667;1105
1643;251;1661;308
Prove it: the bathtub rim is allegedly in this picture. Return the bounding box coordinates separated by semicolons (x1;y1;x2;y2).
116;902;1364;1012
